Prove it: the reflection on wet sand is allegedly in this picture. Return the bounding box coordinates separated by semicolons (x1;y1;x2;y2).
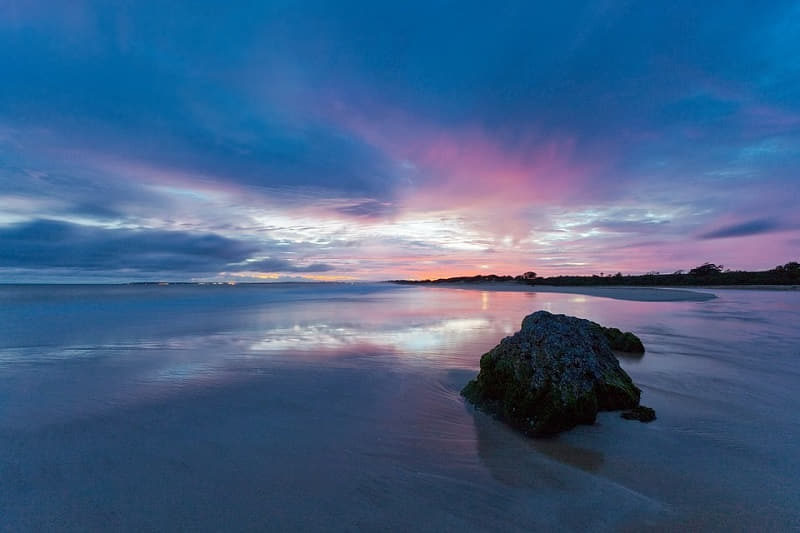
249;317;491;359
470;406;605;488
614;349;646;362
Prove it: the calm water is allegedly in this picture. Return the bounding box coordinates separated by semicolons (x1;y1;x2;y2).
0;284;798;531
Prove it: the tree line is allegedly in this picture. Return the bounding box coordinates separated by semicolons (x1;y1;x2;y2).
393;262;800;286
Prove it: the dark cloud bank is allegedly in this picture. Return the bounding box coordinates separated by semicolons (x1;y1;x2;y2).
0;220;332;277
700;219;782;240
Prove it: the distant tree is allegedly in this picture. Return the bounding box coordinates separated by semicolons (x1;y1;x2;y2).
673;269;685;275
774;261;800;279
522;271;537;280
613;272;622;278
689;263;723;276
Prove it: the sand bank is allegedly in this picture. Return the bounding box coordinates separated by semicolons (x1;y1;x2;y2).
698;284;799;291
417;282;717;302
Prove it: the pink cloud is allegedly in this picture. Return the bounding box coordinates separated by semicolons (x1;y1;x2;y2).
327;103;612;211
314;99;622;248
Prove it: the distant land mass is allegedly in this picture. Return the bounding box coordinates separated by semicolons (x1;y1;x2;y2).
391;262;800;287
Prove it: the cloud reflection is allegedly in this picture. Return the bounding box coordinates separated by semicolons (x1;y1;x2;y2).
249;318;491;363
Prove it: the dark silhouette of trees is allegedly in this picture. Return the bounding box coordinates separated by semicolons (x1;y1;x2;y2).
774;262;799;274
392;259;800;287
689;263;723;276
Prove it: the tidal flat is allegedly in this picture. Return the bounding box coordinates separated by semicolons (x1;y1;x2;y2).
1;283;798;531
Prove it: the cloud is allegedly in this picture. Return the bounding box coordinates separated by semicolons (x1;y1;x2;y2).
699;218;782;239
570;218;672;234
335;200;395;219
0;219;256;272
0;219;331;276
237;258;334;273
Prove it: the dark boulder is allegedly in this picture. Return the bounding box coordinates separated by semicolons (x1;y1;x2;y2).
598;326;645;354
462;311;647;436
621;405;657;422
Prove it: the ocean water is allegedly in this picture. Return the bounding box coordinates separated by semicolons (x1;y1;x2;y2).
0;283;798;531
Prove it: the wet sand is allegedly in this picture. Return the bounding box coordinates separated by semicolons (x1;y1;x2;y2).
417;281;717;302
1;284;798;531
700;284;799;291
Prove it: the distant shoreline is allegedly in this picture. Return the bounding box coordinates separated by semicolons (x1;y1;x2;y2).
2;281;797;297
690;284;800;291
392;280;800;302
391;281;720;302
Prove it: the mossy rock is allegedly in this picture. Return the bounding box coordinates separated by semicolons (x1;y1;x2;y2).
597;326;645;354
621;405;656;422
462;311;645;436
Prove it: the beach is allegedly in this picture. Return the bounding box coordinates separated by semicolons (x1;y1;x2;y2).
414;282;718;302
1;283;798;531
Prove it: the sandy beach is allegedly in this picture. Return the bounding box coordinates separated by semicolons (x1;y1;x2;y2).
409;281;717;302
1;283;799;531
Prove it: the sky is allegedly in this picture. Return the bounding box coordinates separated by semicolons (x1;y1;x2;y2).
1;1;798;282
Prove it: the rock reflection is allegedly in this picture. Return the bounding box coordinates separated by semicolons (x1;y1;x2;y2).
470;407;605;489
614;349;646;362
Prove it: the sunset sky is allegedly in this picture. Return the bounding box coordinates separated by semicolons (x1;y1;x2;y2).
1;1;798;282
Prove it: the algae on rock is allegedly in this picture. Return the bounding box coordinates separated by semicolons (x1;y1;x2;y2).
462;310;648;436
596;325;645;354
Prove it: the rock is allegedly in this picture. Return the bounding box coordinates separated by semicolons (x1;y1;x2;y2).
461;310;644;436
621;405;656;422
598;326;645;353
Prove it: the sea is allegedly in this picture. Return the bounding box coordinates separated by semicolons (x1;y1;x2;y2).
0;283;798;531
